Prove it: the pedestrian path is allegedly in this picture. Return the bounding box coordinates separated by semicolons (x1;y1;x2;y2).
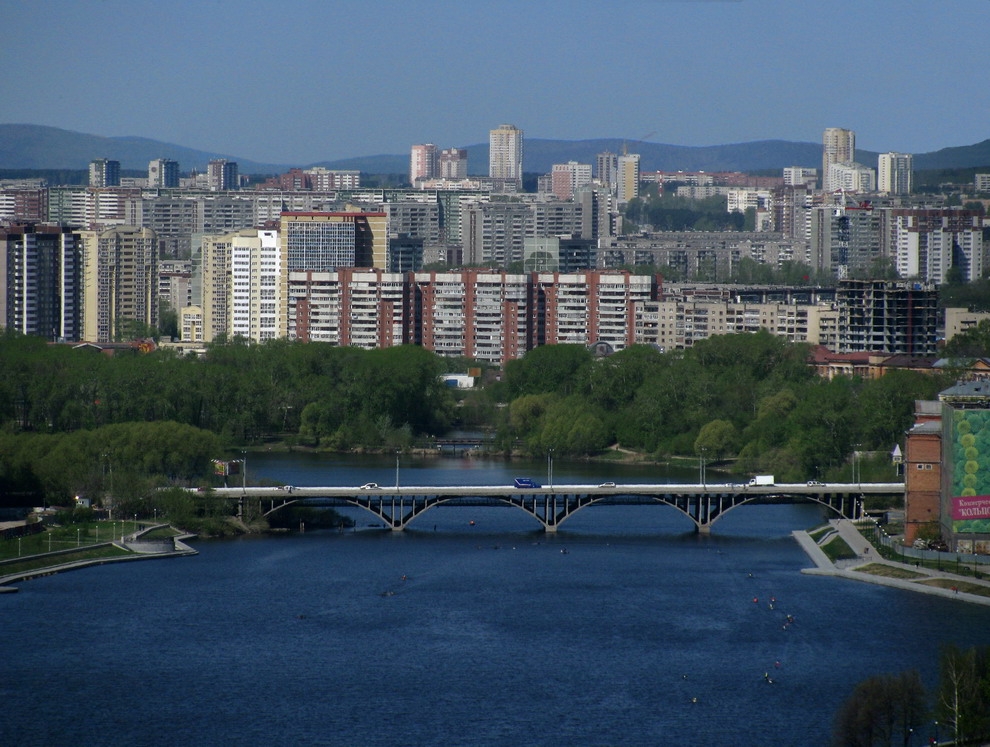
793;519;990;607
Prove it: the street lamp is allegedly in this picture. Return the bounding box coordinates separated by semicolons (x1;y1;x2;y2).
395;450;400;491
241;450;247;490
547;448;554;491
17;537;22;557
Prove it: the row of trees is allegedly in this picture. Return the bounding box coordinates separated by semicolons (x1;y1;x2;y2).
832;645;990;746
481;332;949;480
622;192;751;232
0;326;958;497
0;334;455;445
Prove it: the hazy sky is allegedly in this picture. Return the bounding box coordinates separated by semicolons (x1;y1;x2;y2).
2;0;988;165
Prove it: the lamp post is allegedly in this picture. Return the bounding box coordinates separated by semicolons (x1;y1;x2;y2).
547;448;554;491
241;450;247;490
17;537;22;557
395;450;400;491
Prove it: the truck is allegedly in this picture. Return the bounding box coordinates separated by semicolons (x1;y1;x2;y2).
748;475;775;486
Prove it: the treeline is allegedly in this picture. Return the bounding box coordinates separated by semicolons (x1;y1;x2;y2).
622;193;749;232
0;421;222;506
833;645;990;746
0;334;454;446
479;332;950;480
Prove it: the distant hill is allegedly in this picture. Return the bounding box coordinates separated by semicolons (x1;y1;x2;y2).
0;124;287;173
3;123;989;176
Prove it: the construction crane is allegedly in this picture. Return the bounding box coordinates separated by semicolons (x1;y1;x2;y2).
623;131;657;155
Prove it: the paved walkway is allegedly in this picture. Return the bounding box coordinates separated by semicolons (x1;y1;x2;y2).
793;519;990;607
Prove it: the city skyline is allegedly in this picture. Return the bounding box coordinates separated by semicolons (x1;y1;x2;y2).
2;0;988;165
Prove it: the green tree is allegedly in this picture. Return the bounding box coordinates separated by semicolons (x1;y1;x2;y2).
936;644;990;744
832;670;926;747
694;419;738;460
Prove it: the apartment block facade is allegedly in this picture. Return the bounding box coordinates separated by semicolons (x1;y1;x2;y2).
0;224;81;341
79;225;159;342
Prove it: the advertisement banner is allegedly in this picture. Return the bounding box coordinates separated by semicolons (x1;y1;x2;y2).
950;409;990;533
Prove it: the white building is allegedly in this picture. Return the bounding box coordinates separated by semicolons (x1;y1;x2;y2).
726;189;771;213
489;124;524;186
878;152;913;195
827;161;876;193
783;167;817;187
822;128;855;190
230;229;281;342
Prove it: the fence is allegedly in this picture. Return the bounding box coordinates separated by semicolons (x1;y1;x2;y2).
854;518;990;568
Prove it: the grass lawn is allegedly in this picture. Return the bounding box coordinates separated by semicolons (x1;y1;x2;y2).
914;578;990;598
821;536;857;562
854;563;927;580
0;520;144;561
808;526;830;541
0;545;132;577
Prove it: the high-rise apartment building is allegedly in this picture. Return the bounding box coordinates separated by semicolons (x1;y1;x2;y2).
230;229;280;342
826;161;876;193
79;225;159;342
810;204;883;279
148;159;180;188
550;161;592;201
89;159;121;188
207;159;238;191
0;224;81;341
877;152;913;195
596;152;618;192
822;128;855;190
278;211;387;336
617;154;641;204
489;124;524;186
888;209;983;284
410;144;439;186
439;148;468;179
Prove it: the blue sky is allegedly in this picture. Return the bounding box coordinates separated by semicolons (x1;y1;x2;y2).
2;0;988;164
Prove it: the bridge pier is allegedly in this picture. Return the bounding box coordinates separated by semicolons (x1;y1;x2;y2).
696;524;711;535
544;524;558;534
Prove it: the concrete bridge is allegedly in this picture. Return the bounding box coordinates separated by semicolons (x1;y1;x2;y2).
198;482;905;534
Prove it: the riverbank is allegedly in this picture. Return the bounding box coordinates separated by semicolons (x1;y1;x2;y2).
794;519;990;607
0;523;197;593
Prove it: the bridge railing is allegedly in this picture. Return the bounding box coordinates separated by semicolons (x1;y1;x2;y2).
853;518;990;568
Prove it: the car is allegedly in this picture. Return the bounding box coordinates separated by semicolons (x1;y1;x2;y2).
513;478;541;489
279;485;295;492
806;480;824;487
360;483;379;490
599;482;616;488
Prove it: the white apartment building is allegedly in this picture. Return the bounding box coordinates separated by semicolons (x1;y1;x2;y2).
891;209;984;284
783;167;817;188
489;125;524;186
827;161;876;193
877;152;913;195
230;229;280;342
726;189;772;214
822;128;855;190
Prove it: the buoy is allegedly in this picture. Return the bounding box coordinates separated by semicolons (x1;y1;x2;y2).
753;597;758;603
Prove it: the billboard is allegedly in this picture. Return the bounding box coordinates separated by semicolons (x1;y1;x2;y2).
950;409;990;533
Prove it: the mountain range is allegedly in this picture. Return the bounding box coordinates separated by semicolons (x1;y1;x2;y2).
2;123;989;176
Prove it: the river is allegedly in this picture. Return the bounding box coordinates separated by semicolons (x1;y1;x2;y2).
2;453;986;746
